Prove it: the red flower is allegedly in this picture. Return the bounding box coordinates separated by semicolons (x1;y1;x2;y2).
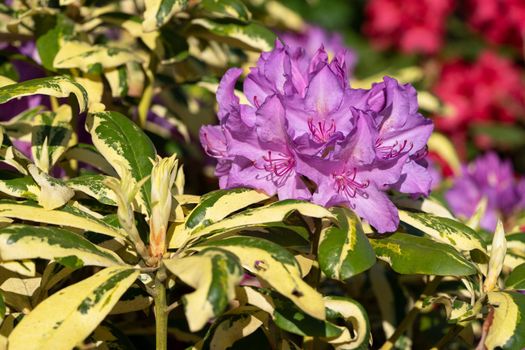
467;0;525;49
364;0;453;54
433;52;525;155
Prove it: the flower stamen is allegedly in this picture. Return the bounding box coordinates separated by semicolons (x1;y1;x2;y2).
333;168;370;203
308;118;336;143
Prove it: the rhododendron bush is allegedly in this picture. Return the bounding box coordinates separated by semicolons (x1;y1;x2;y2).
0;1;524;350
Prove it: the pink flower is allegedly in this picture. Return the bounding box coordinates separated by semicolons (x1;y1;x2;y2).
466;0;525;49
363;0;453;54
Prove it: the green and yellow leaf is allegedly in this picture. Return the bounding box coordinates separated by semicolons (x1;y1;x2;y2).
53;41;143;72
0;200;123;238
0;224;123;267
399;210;487;255
8;266;139;350
370;233;477;276
323;296;371;350
484;291;525;350
143;0;188;32
188;199;334;243
194;236;326;320
0;76;88;112
185;188;270;231
86;111;156;215
318;207;376;280
191;18;276;51
163;248;243;331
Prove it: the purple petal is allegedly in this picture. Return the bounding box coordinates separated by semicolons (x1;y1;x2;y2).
305;65;344;114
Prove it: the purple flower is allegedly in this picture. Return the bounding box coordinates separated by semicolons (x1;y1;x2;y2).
279;25;358;76
200;41;433;233
446;152;524;231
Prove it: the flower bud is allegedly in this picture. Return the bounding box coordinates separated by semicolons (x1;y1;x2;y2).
149;154;179;258
483;220;507;293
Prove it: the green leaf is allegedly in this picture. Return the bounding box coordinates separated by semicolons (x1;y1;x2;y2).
86;111;156;214
34;13;75;71
163;248;243;331
399;210;487;256
199;0;252;21
0;224;123;267
369;233;478;276
0;200;123;238
0;76;88;112
318;207;376;280
472;123;525;149
66;174;117;206
194;236;326;320
506;263;525;290
191;18;276;51
8;266;139;350
185;188;270;231
485;291;525;350
143;0;188;32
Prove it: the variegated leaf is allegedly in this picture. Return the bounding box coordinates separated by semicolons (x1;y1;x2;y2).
28;164;75;210
67;174;117;206
86;111;156;215
110;286;152;315
0;174;39;200
0;76;88;112
8;266;139;350
198;0;251;21
0;224;123;267
0;260;35;277
194;236;326;320
0;200;123;238
184;188;270;231
188;199;334;243
370;233;477;276
323;296;371;350
318;207;376;280
399;210;487;256
31;105;72;173
191;18;275;51
195;306;268;350
484;291;525;350
53;41;143;72
143;0;188;32
164;248;243;331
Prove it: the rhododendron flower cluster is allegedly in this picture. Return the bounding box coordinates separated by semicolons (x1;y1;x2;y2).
279;25;357;75
446;152;525;232
363;0;453;54
200;41;433;233
466;0;525;49
433;52;525;152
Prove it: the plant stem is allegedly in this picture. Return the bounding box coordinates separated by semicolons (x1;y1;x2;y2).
379;276;443;350
153;273;168;350
430;324;465;350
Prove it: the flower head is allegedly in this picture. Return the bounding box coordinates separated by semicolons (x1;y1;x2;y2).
433;52;525;156
201;41;433;233
279;25;357;75
446;152;525;231
363;0;453;54
466;0;525;49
